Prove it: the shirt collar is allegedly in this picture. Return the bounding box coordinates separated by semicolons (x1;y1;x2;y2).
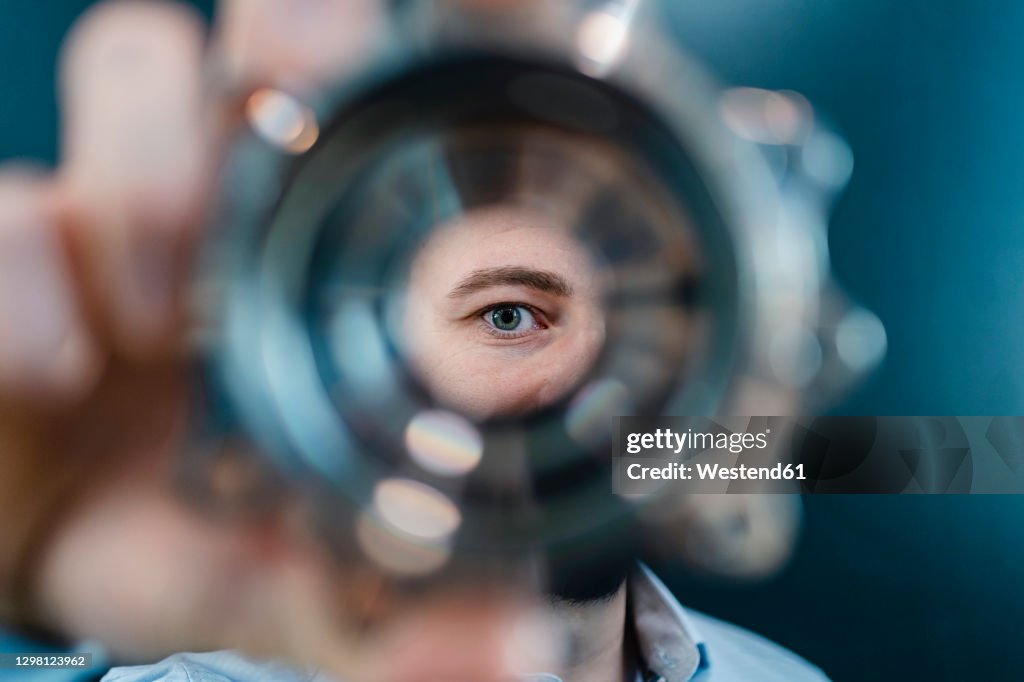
520;564;710;682
628;564;709;682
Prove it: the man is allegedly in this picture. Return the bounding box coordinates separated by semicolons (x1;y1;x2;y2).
0;1;827;680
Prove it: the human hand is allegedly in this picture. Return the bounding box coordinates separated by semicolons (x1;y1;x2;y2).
0;2;558;679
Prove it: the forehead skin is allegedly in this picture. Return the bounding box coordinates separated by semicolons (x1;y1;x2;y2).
403;205;606;419
410;207;600;303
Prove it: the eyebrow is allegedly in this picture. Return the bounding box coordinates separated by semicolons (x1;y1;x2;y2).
448;266;574;298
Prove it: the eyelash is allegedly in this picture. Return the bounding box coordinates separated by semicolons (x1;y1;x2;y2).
476;302;549;340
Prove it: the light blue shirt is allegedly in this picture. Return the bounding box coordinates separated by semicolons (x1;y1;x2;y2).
97;565;828;682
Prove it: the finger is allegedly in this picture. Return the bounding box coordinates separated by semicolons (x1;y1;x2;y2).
215;0;384;94
58;0;211;356
0;171;101;401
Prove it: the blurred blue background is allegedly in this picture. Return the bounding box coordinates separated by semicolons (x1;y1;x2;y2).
2;0;1023;680
665;2;1024;681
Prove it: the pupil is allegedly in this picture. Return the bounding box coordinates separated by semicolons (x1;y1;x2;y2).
493;307;520;330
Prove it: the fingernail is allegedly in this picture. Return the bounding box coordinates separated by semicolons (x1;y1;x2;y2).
62;1;206;175
0;181;98;394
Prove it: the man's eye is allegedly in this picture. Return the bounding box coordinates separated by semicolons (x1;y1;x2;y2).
481;304;542;336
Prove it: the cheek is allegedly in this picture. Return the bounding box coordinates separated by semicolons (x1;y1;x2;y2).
533;347;594;406
545;309;605;371
426;353;554;418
